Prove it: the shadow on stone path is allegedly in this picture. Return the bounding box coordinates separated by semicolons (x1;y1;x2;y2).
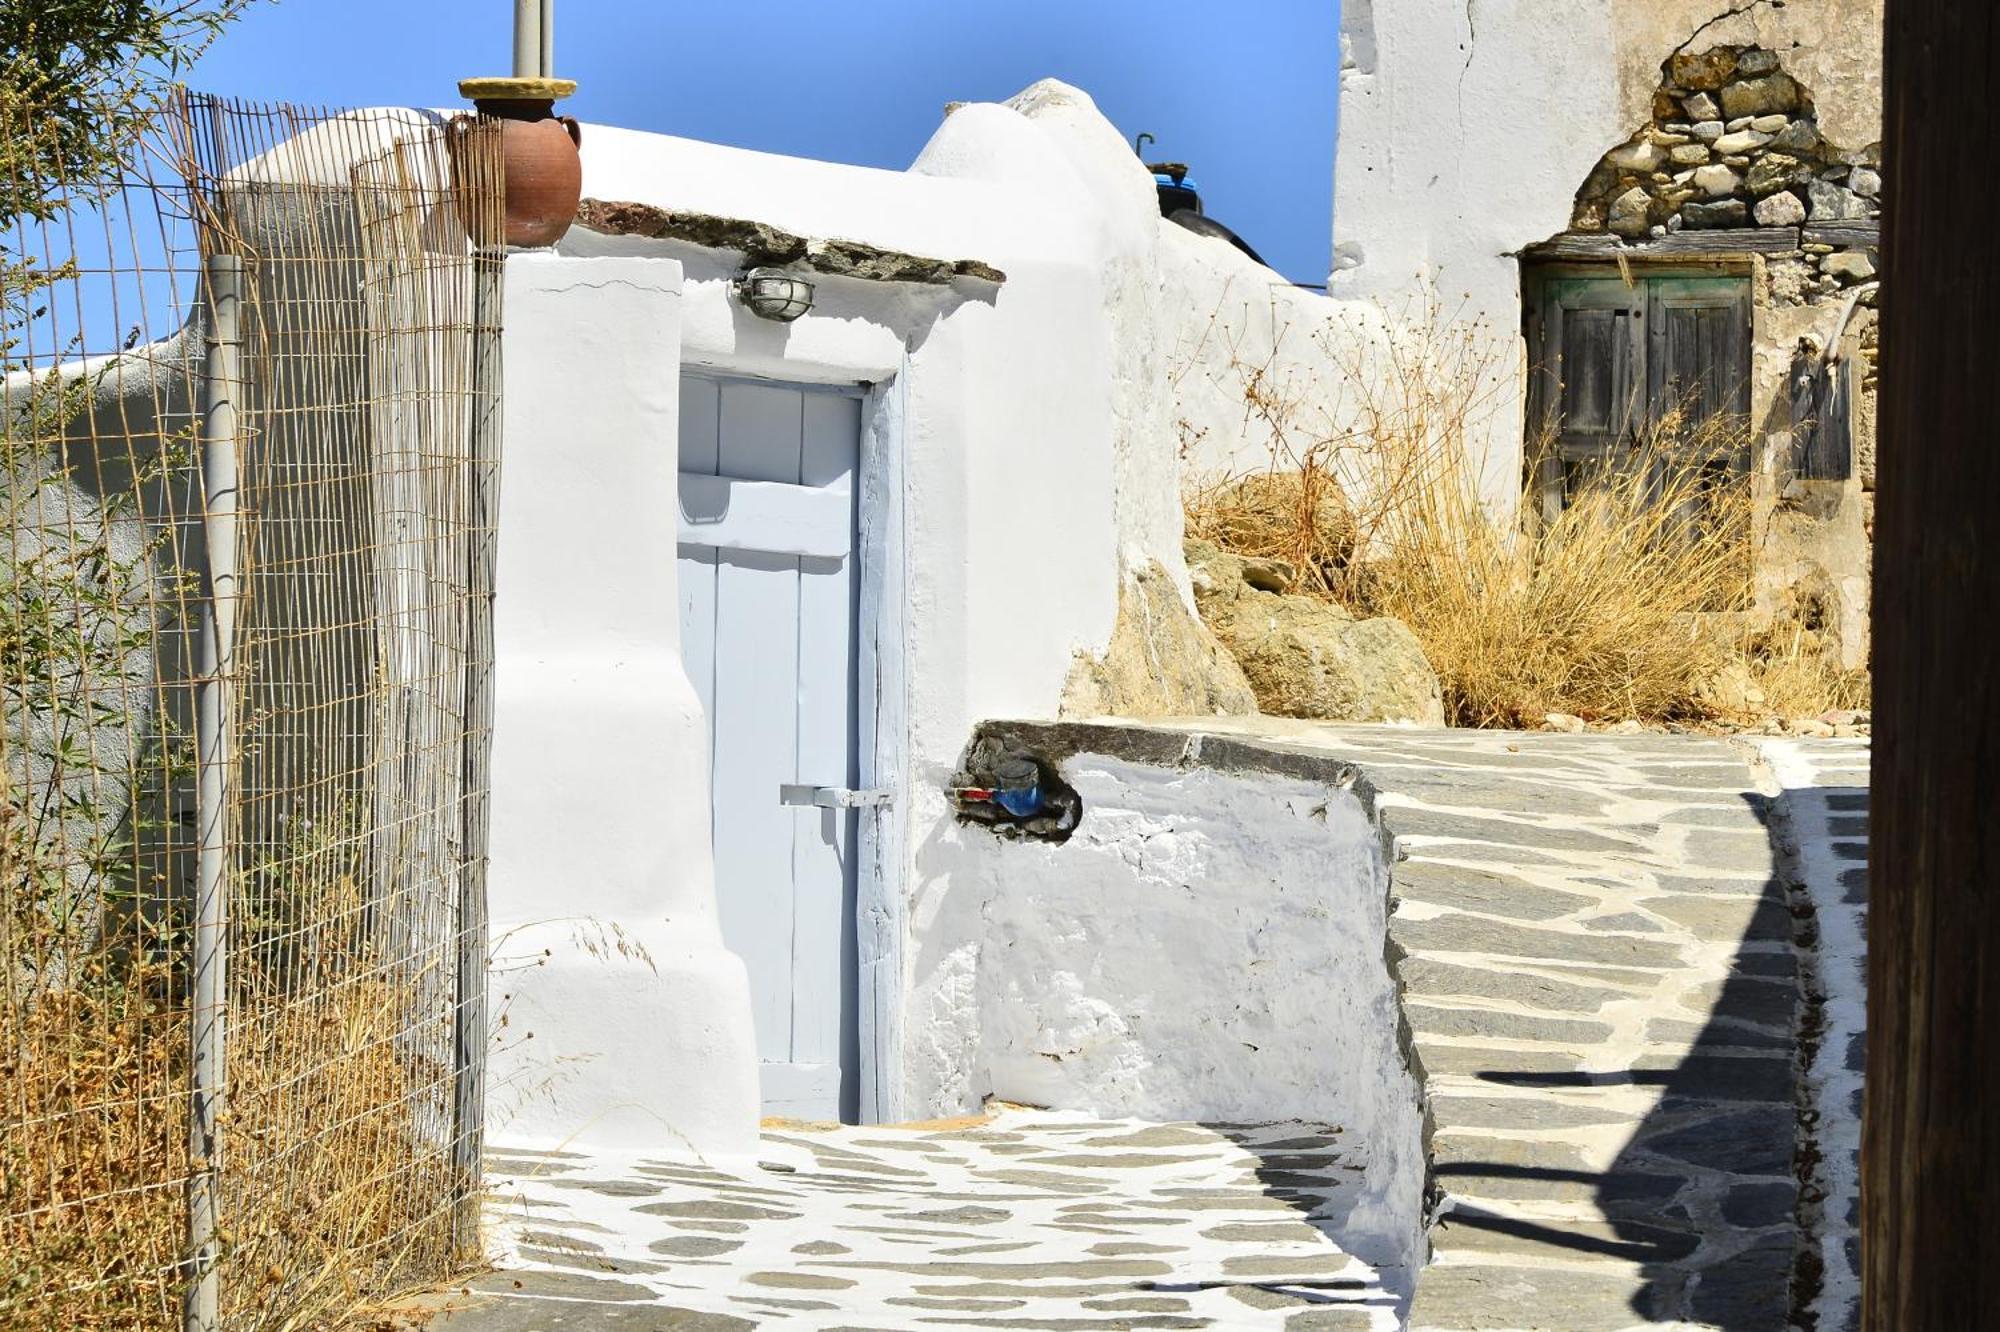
1278;725;1865;1332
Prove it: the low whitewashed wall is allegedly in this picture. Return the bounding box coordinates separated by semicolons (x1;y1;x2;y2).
907;737;1426;1271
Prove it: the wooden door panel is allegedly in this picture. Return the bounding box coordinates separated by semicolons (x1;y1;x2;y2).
675;373;862;1121
710;546;801;1065
1533;278;1645;518
1558;307;1628;436
790;395;861;1092
720;380;806;483
1648;277;1753;440
677;474;850;558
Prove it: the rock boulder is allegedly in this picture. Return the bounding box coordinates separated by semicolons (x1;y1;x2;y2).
1187;540;1446;726
1061;559;1259;719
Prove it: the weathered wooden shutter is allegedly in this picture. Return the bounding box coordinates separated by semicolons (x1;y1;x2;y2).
1647;277;1753;445
1646;277;1754;565
1531;278;1647;523
1527;271;1753;533
1791;347;1854;481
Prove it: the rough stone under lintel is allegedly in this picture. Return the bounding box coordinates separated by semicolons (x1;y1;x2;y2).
574;198;1008;286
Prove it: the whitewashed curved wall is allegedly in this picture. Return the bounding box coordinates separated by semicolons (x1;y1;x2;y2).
907;752;1426;1271
486;255;760;1156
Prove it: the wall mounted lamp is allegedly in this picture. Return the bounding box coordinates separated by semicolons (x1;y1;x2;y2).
733;267;816;322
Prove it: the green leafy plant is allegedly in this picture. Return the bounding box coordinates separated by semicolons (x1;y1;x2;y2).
1;0;262;217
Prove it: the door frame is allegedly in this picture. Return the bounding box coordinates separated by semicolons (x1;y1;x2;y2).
853;371;908;1126
678;363;909;1125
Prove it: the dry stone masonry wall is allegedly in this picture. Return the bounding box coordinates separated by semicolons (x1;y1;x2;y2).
1574;45;1881;306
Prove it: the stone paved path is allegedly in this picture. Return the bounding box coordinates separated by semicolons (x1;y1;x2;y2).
448;1110;1401;1329
1140;720;1865;1331
435;724;1868;1331
1339;729;1806;1331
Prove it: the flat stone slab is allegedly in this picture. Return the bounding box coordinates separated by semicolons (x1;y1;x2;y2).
462;1110;1404;1329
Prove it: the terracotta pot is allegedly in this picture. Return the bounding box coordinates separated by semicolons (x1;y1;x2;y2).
454;78;583;249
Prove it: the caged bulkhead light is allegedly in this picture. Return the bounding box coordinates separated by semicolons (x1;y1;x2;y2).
732;267;816;322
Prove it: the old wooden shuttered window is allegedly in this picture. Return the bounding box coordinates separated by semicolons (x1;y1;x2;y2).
1791;346;1854;481
1527;271;1753;524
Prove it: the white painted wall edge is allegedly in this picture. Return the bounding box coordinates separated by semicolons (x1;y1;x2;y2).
485;252;760;1158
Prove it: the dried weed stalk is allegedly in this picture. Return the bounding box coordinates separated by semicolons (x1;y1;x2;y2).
1185;298;1857;728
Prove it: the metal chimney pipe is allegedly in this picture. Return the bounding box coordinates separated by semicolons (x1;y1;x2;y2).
540;0;554;77
513;0;539;77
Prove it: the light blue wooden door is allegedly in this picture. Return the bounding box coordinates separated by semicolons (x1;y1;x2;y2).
677;374;861;1122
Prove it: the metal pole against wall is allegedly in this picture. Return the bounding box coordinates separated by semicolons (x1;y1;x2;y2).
186;251;243;1332
452;248;503;1257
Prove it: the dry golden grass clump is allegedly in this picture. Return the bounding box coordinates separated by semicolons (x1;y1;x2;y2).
0;965;188;1332
1343;427;1756;729
1729;591;1873;723
217;978;462;1329
3;873;464;1332
1184;302;1865;730
2;963;458;1331
1184;469;1357;597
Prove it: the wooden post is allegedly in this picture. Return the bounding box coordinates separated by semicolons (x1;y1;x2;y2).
1863;5;2000;1327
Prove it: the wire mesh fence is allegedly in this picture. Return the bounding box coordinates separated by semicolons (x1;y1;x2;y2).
1;92;503;1330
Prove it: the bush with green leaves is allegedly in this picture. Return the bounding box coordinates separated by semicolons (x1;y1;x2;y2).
1;0;259;216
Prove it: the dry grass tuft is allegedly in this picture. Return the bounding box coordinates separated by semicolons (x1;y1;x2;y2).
0;965;188;1331
1345;423;1755;728
220;980;462;1330
1184;302;1863;730
1734;604;1873;723
2;945;461;1331
1184;469;1356;596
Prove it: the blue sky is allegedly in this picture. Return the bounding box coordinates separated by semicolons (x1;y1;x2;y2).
188;0;1341;286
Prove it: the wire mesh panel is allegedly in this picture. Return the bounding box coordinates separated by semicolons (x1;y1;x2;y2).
0;91;503;1331
1;92;210;1332
186;98;503;1328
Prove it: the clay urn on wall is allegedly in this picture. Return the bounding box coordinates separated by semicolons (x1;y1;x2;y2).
455;76;582;249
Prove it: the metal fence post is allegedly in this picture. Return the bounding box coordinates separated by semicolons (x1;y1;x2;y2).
452;248;503;1258
186;251;243;1332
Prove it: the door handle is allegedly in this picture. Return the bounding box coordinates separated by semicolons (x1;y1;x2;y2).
779;784;893;810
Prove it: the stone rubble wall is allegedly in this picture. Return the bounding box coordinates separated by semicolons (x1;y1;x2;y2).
1577;45;1882;304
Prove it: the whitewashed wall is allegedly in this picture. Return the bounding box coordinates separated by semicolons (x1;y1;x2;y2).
906;752;1426;1272
485;254;760;1156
